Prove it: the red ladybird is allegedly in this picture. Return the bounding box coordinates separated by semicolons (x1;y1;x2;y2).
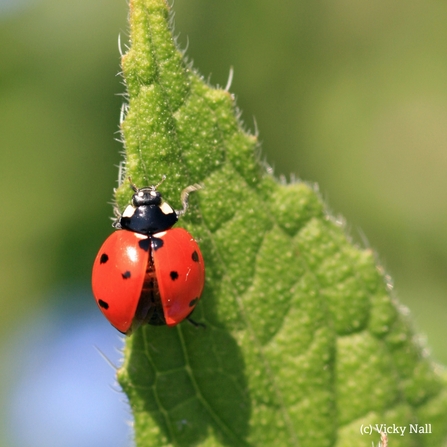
92;177;205;335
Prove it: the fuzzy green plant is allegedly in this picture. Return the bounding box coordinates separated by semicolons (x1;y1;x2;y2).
114;1;447;446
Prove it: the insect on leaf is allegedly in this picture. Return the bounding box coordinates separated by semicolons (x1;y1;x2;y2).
115;1;447;446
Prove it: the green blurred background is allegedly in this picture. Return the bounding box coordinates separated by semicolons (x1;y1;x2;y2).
1;0;446;444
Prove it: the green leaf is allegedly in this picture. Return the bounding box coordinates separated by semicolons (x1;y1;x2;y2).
115;1;447;446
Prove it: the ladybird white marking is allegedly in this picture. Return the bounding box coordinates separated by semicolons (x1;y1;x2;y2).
159;202;174;215
122;205;136;218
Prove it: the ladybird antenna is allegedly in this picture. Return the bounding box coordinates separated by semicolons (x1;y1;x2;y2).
128;177;138;192
153;174;167;190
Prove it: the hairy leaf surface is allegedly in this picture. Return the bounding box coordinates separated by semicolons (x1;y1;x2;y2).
116;1;447;446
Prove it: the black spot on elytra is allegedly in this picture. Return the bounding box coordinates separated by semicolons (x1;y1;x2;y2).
138;239;150;252
122;271;131;279
170;271;179;281
191;251;199;262
98;299;109;310
152;237;164;251
100;253;109;264
189;297;198;308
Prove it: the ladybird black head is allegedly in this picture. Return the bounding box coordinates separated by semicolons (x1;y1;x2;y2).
132;187;162;207
129;176;166;207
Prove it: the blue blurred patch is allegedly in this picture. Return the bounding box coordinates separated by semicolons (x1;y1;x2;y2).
4;288;134;447
0;0;39;17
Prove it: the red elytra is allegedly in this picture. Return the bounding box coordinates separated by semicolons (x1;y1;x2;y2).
152;228;205;326
92;228;205;334
92;230;149;333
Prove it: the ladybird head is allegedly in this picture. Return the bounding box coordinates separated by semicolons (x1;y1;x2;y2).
129;176;166;207
131;187;162;207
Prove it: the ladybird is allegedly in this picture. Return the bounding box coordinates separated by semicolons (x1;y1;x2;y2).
92;177;205;335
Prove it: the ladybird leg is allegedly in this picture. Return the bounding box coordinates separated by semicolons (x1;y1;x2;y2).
111;206;123;229
113;204;121;218
186;316;206;329
176;183;203;217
